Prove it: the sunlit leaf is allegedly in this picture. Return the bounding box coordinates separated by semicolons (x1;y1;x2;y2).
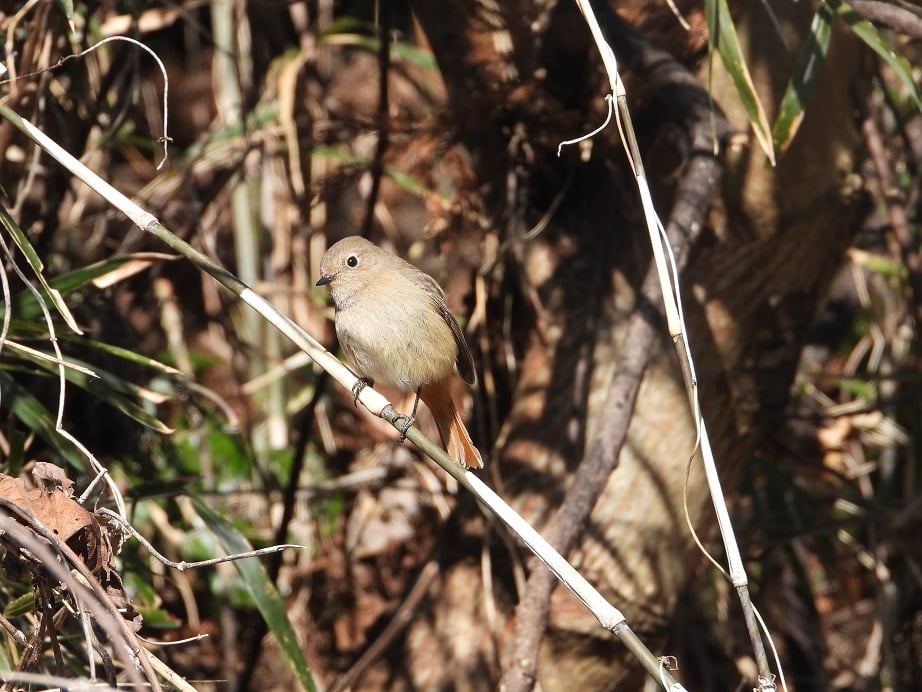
831;0;922;111
312;145;434;199
705;0;776;164
55;0;75;33
773;2;834;152
0;205;81;334
321;33;438;70
70;338;183;377
848;248;909;280
136;607;182;629
317;16;376;39
55;0;74;21
833;377;877;400
4;592;37;618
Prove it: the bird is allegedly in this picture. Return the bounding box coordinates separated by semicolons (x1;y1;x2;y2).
316;236;483;468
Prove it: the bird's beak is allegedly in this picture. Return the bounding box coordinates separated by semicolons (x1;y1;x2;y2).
316;274;333;286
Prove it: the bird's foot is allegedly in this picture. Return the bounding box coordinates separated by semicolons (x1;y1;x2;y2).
351;377;374;406
396;414;416;443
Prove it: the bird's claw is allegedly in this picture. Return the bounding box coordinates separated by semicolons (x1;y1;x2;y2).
351;377;373;406
396;414;415;443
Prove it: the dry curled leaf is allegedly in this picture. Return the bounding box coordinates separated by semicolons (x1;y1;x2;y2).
31;461;76;497
0;473;91;543
0;470;141;630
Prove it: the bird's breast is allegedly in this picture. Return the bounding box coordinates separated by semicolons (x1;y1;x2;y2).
334;288;458;392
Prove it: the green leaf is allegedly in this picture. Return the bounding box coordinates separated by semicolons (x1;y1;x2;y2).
831;0;922;111
12;351;173;435
316;17;437;69
180;529;221;564
4;592;37;618
311;145;434;199
833;377;877;400
172;428;250;479
70;338;183;377
0;204;81;334
210;570;257;609
849;248;908;280
383;165;431;197
136;607;182;629
705;0;776;164
317;16;377;39
192;498;317;692
55;0;75;24
0;370;83;467
322;33;438;70
12;253;174;321
773;2;834;152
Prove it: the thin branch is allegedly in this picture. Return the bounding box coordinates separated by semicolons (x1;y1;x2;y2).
0;612;26;647
597;4;780;687
0;670;121;692
0;36;173;168
97;507;305;571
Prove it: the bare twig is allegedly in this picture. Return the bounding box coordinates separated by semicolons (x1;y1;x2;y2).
97;507;305;571
0;670;121;692
0;611;26;647
562;4;782;690
0;36;173;168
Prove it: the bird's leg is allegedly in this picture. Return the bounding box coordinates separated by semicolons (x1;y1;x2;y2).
397;386;422;443
351;377;374;406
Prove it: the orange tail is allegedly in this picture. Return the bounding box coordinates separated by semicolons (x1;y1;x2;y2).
420;381;483;469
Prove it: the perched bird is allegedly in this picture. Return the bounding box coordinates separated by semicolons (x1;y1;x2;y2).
316;236;483;468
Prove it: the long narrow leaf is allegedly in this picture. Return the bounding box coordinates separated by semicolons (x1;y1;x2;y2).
16;351;174;434
0;370;82;467
773;1;835;152
0;205;81;334
63;337;183;377
192;498;317;692
320;32;438;70
54;358;173;435
706;0;777;164
832;0;922;110
12;253;175;321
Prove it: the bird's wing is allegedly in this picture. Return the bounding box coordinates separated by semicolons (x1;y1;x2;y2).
411;269;477;386
441;301;476;386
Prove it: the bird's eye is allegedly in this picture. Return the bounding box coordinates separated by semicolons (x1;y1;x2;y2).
346;255;359;268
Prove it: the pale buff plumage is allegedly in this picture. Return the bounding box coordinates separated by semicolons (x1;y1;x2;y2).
317;236;482;468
